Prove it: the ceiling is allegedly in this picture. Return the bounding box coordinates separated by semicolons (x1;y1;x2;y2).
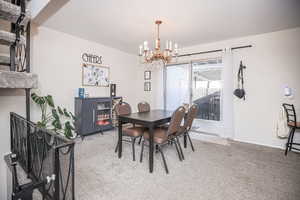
41;0;300;55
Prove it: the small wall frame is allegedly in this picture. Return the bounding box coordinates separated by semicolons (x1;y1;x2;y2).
144;82;151;91
144;71;151;80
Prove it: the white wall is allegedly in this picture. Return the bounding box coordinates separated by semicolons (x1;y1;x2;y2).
0;25;139;199
30;26;140;120
136;66;164;109
146;27;300;149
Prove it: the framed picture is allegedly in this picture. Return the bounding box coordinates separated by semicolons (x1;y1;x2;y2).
144;82;151;91
144;71;151;80
82;63;109;87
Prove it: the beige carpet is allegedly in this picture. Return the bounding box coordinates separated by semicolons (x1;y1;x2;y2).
74;130;300;200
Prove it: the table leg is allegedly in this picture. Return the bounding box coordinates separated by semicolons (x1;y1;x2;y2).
184;133;187;148
149;125;154;173
118;119;123;158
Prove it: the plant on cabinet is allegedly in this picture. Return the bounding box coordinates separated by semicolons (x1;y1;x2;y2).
31;92;76;138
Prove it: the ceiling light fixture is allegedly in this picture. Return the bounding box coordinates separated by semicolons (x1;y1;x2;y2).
138;20;178;66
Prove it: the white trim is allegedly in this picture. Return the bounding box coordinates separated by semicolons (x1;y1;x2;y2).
234;138;300;153
232;138;285;150
190;131;229;145
191;131;287;150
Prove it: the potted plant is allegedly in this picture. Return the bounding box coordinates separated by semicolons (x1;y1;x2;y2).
31;93;76;139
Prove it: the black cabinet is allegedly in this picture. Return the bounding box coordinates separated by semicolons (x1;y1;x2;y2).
75;97;116;136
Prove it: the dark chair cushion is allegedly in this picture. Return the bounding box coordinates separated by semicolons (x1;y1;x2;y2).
143;128;169;144
123;126;144;137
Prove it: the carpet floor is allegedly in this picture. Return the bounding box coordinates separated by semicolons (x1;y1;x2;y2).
75;130;300;200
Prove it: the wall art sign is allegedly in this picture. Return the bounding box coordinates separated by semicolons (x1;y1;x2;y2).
82;63;109;87
82;53;102;64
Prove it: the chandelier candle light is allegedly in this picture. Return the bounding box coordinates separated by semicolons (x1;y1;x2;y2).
139;20;179;65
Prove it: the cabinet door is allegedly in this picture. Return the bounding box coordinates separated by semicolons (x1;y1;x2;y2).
81;99;97;134
94;100;112;131
74;99;82;134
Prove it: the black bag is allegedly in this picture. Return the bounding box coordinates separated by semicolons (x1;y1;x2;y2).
234;61;246;100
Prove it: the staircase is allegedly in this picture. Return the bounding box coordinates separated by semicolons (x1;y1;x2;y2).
0;0;37;135
1;2;76;199
0;0;37;89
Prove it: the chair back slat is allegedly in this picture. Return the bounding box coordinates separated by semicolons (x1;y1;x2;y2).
167;106;186;136
282;103;297;127
138;102;150;113
115;102;132;116
184;104;198;131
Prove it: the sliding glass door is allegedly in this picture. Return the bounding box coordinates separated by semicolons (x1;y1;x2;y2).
165;58;223;135
191;59;223;135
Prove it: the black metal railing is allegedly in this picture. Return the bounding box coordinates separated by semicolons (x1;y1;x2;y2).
193;91;221;121
10;112;75;200
10;0;30;72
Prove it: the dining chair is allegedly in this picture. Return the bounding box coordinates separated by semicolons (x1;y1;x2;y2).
114;102;144;161
177;104;198;157
137;101;151;144
140;106;186;174
282;103;300;155
138;101;151;113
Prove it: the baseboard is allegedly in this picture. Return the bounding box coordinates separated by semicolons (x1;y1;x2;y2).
190;132;286;150
190;132;229;145
232;138;285;150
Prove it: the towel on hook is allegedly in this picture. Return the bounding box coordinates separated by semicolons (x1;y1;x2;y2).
275;107;289;138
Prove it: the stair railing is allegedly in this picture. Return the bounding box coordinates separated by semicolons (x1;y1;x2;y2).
9;0;29;72
10;112;75;200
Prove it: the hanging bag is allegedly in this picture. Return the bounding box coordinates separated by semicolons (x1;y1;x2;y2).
233;61;246;100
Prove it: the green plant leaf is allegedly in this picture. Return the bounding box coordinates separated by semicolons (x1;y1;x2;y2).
64;121;73;138
45;95;55;107
31;93;45;105
57;106;64;115
65;121;71;128
37;121;46;128
51;108;59;119
69;112;76;120
52;109;59;120
31;93;38;102
52;118;62;130
64;128;72;138
39;97;46;105
63;108;71;118
69;123;75;130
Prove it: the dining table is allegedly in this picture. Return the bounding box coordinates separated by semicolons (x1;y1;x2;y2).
118;109;173;173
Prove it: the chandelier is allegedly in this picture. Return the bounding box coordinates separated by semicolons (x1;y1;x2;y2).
139;20;179;65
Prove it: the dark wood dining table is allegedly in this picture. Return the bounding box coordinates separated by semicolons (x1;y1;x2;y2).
118;109;173;173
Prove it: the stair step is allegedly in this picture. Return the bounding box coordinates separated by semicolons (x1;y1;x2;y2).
0;53;19;66
0;30;26;46
0;70;37;89
0;0;30;25
0;53;10;64
0;65;9;71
